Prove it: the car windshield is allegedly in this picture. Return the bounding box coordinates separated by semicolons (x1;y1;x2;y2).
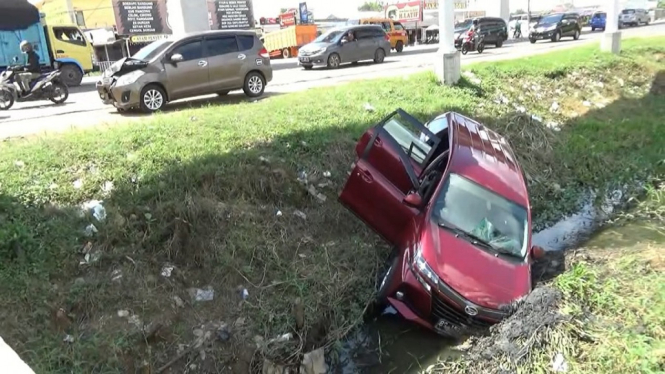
593;12;606;18
454;19;473;30
539;14;563;24
433;173;529;258
132;39;173;61
622;9;635;14
314;29;345;43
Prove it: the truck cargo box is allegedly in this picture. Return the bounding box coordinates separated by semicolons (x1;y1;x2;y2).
262;25;317;58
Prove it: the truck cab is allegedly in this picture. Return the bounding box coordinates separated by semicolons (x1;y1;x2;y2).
0;3;93;86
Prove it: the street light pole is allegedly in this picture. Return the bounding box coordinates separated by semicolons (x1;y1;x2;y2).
433;0;460;85
601;0;621;53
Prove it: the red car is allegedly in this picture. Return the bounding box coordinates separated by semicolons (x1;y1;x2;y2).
340;110;545;335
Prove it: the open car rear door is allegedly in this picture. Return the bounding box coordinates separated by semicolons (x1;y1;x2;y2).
339;109;442;247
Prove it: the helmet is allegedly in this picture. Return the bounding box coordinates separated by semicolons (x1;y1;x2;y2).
20;40;32;53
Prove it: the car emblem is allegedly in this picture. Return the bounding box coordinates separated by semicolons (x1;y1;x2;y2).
464;305;478;316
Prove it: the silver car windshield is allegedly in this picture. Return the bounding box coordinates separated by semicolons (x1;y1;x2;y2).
133;40;173;61
314;30;344;43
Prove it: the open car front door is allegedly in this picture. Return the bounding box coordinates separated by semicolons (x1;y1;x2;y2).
339;109;442;248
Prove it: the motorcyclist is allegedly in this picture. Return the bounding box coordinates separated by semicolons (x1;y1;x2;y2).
17;41;41;96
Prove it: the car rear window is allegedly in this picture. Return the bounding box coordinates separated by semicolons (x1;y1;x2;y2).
394;22;404;30
237;35;255;50
622;9;635;14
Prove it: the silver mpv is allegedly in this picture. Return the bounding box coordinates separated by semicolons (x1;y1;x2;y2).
298;25;392;70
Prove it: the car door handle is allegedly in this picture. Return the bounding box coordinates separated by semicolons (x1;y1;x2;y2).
238;54;246;60
358;169;373;183
56;50;65;53
198;60;208;67
373;137;382;147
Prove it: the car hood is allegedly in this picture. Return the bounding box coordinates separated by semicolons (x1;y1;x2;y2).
103;57;148;78
535;22;557;29
300;42;332;52
427;222;531;309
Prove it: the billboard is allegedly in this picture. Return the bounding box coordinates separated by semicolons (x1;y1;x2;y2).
112;0;255;37
385;1;421;22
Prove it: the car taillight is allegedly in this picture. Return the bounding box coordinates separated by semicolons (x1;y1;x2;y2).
385;33;390;41
259;47;269;58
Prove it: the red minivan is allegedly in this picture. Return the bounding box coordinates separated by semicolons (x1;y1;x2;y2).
339;109;544;335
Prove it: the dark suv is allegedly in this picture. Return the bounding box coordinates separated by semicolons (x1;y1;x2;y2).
529;12;581;43
454;17;508;48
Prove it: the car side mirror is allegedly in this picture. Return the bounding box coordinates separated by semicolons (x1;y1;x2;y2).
170;53;184;62
530;245;546;260
403;192;423;207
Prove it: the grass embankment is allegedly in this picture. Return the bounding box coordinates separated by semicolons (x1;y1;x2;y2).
0;37;664;372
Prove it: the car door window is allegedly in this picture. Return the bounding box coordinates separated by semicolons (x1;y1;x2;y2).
356;28;373;40
237;35;255;50
382;22;392;32
173;40;203;61
206;36;239;57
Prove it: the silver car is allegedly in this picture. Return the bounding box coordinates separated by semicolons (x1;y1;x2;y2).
298;25;392;70
620;9;650;27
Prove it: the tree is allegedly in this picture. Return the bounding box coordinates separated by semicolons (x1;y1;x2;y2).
357;1;384;12
658;0;665;8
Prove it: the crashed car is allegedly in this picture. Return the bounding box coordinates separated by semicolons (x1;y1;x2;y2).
339;110;545;335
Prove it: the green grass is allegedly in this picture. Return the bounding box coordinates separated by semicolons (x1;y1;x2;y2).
1;36;664;372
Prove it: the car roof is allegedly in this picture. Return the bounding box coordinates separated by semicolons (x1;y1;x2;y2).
438;112;529;206
174;29;257;41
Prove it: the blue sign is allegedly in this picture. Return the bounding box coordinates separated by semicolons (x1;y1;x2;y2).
299;2;308;24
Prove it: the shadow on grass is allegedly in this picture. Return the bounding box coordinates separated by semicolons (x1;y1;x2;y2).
0;64;663;374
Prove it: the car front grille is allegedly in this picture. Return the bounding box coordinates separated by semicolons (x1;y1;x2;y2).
431;293;493;329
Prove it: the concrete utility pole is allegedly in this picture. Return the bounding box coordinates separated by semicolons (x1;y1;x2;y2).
434;0;460;85
601;0;621;53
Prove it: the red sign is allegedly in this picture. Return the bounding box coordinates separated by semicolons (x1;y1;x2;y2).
279;11;296;26
385;1;422;22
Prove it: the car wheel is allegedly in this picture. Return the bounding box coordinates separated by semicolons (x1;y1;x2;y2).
395;40;404;52
217;90;230;96
373;48;386;63
48;81;69;104
59;64;83;87
496;39;503;48
281;48;290;58
0;88;14;110
601;27;606;31
302;64;313;70
139;84;166;113
591;27;595;31
242;72;265;98
327;53;341;69
551;30;561;42
530;38;536;44
573;29;580;40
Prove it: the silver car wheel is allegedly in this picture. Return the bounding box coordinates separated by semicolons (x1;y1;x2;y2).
143;89;163;111
329;54;340;68
248;76;263;94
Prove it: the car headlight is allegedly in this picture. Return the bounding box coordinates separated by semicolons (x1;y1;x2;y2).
311;47;325;55
413;247;439;290
116;70;144;86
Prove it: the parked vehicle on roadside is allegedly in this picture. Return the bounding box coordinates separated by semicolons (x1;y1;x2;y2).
298;25;391;70
347;18;408;52
0;62;68;110
590;11;606;31
454;17;508;48
339;109;545;336
620;9;650;27
96;30;273;113
529;12;581;43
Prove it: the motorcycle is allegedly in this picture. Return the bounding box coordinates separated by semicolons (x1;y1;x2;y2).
459;31;485;55
0;64;69;110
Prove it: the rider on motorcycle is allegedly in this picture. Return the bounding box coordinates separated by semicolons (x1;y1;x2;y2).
16;41;41;96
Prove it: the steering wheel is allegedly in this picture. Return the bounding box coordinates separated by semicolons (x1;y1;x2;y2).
419;150;449;182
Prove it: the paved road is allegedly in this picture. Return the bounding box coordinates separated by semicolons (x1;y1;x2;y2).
1;23;663;139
